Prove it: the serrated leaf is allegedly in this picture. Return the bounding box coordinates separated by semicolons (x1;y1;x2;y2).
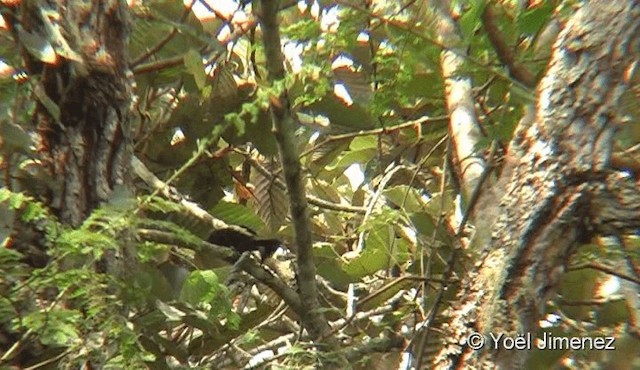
250;162;289;232
210;201;266;233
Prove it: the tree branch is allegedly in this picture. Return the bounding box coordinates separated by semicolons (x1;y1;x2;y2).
432;0;487;202
567;261;640;285
590;171;640;235
131;155;230;230
257;0;334;348
481;4;537;88
298;115;449;159
236;255;303;314
132;156;303;313
136;228;235;260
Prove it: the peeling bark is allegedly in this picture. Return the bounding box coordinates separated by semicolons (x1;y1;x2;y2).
2;1;133;366
22;0;133;227
431;1;640;368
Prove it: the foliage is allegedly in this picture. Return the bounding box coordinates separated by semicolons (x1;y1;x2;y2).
0;0;638;369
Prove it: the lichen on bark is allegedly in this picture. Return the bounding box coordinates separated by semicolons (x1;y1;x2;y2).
431;1;640;368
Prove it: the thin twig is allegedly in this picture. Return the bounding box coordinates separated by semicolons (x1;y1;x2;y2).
132;1;299;75
413;136;456;370
568;262;640;285
131;0;197;67
334;0;534;92
299;115;448;159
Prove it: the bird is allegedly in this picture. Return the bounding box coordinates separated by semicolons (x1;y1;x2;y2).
207;226;282;263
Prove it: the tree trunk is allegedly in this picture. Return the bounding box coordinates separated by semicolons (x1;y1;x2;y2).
432;1;640;368
2;1;133;366
21;0;133;227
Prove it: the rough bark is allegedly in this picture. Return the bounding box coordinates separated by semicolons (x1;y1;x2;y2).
22;0;133;227
1;1;133;366
432;1;640;368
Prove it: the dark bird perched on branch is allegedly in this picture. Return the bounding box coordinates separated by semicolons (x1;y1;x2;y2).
207;226;282;262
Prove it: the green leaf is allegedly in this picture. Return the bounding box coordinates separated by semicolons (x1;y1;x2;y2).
0;121;33;154
327;148;377;173
314;243;354;287
210;201;266;233
16;26;56;64
156;300;186;321
596;299;628;326
384;185;424;213
342;244;388;279
179;270;222;306
458;0;486;40
357;277;414;311
342;226;409;279
305;95;376;131
349;136;378;151
517;3;554;36
308;138;352;175
184;49;207;91
22;309;81;347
